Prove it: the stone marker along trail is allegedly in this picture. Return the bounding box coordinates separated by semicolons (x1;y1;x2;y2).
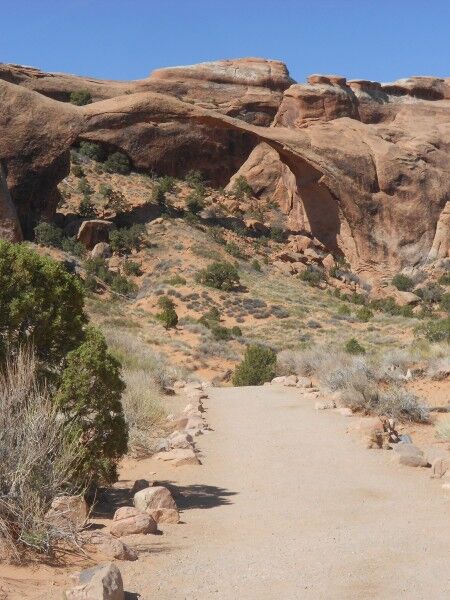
120;385;450;599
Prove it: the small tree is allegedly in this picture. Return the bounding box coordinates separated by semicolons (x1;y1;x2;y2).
232;345;276;386
104;152;131;175
196;261;240;291
78;196;97;218
156;297;178;329
344;338;366;355
69;90;91;106
0;241;86;365
233;175;253;199
56;327;128;484
104;189;130;215
109;225;145;254
34;222;63;248
356;306;374;322
392;274;414;292
78;141;105;162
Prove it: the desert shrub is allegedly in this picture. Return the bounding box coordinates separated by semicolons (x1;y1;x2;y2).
157;176;176;194
185;169;204;188
356;306;374;322
109;224;145;254
156;296;178;329
104;189;130;214
251;259;262;272
78;196;97;218
392;273;414;291
196;261;240;291
337;304;351;316
439;273;450;286
207;227;226;245
232;344;276;386
56;327;127;484
78;141;105;162
440;292;450;313
299;266;325;287
0;349;83;559
211;324;232;341
415;282;444;304
416;317;450;343
233;175;253;199
61;237;86;257
369;297;400;315
344;338;366;355
69;90;91;106
104;152;131;175
377;387;430;423
34;221;63;248
231;325;242;337
123;260;142;276
185;190;205;214
84;257;111;283
77;177;93;197
110;274;138;297
163;274;186;286
398;305;414;318
71;164;84;178
0;241;86;364
269;226;284;242
225;241;246;260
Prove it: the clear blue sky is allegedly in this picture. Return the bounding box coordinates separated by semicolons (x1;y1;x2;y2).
1;0;449;83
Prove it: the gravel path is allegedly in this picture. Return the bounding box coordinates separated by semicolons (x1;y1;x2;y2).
121;385;450;599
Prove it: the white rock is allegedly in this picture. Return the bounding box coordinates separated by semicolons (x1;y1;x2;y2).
336;407;353;417
45;495;87;530
271;376;286;384
66;563;124;600
134;486;177;513
296;377;313;388
315;401;336;410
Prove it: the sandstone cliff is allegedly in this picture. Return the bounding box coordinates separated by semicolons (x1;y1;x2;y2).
0;59;448;278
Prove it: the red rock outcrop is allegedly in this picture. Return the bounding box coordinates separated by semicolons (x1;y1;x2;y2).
0;62;448;282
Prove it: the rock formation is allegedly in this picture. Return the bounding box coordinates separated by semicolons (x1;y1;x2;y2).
0;59;448;279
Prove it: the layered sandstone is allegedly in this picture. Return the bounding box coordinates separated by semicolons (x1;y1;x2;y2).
0;61;448;278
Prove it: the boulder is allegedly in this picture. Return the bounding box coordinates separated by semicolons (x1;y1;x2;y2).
154;448;201;466
296;377;313;388
110;507;157;537
336;407;353;417
322;253;336;271
315;400;336;410
45;495;87;530
271;376;286;384
393;443;429;467
396;291;421;306
150;508;180;524
130;479;153;495
91;242;111;259
77;220;113;250
81;531;137;562
283;374;298;386
134;486;177;514
168;431;194;449
65;563;124;600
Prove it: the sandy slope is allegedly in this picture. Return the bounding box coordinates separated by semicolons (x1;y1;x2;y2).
116;385;450;599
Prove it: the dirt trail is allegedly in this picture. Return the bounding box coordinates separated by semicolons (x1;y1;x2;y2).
119;385;450;599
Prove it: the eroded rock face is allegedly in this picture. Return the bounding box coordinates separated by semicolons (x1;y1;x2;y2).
0;63;448;281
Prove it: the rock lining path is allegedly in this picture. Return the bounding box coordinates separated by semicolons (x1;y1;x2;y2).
120;385;450;599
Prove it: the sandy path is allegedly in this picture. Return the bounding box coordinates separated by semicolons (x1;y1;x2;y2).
120;384;450;599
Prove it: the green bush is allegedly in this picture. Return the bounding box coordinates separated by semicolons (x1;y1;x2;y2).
233;175;253;199
225;241;246;260
231;325;242;337
185;170;204;187
0;241;86;364
78;141;105;162
110;274;138;297
185;190;205;214
398;305;414;318
123;260;142;276
156;299;178;329
71;164;84;178
104;152;131;175
157;176;176;194
196;261;240;291
416;317;450;343
34;222;63;248
69;90;92;106
211;325;232;341
269;226;285;243
109;225;145;254
104;189;130;214
56;327;127;484
337;304;351;316
344;338;366;355
415;283;443;304
299;267;325;287
78;177;93;197
440;293;450;313
61;236;86;257
356;306;374;322
392;273;414;291
438;273;450;286
204;306;220;322
232;345;276;386
78;196;97;218
163;274;186;286
251;259;262;272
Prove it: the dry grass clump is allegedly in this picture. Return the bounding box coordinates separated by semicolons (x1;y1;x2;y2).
278;344;430;423
0;349;82;560
436;417;450;442
103;327;187;456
